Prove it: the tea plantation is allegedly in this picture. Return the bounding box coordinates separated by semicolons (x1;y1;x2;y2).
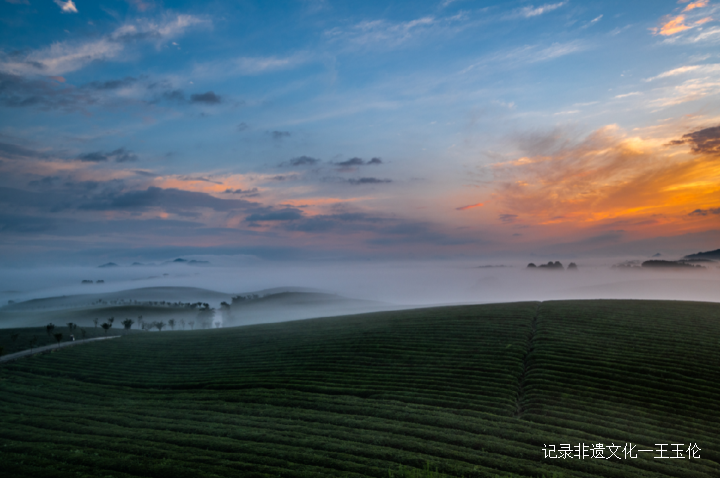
1;300;718;477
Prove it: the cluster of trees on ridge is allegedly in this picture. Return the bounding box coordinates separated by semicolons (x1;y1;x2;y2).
526;261;578;270
88;299;214;309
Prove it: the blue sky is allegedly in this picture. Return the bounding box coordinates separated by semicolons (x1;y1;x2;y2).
1;0;719;265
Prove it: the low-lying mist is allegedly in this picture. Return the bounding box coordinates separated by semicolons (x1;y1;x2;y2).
1;256;718;328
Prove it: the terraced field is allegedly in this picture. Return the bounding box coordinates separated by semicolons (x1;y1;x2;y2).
0;300;718;477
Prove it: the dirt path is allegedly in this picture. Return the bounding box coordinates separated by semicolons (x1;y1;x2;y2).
0;336;120;363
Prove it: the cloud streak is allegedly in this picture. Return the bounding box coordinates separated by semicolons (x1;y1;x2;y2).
0;14;208;76
513;2;566;19
456;202;483;211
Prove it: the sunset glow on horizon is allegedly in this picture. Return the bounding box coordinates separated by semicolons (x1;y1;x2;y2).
1;0;719;265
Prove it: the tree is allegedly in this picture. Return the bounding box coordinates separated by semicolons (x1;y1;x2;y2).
108;317;115;325
67;322;76;332
93;318;99;328
80;328;87;339
188;321;195;330
53;332;63;347
168;319;175;330
122;319;134;330
220;301;232;324
214;321;221;328
196;305;214;329
101;323;111;335
46;323;55;336
180;318;185;330
155;321;165;332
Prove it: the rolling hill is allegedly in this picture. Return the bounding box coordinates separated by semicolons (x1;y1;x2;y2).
1;299;718;477
227;291;397;326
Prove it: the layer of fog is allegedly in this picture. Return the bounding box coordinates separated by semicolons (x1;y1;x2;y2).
1;256;719;315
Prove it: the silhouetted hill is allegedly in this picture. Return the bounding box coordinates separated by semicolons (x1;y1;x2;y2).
684;248;720;261
642;260;704;269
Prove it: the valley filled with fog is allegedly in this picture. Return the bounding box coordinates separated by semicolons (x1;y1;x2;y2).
2;256;719;329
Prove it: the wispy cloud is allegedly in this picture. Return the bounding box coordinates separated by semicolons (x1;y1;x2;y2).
194;53;309;78
582;14;603;29
510;2;566;19
462;40;584;74
655;15;694;36
682;1;709;13
0;14;208;76
636;61;720;108
325;17;438;48
234;55;305;74
665;26;720;44
126;0;155;12
645;65;701;81
54;0;78;14
324;11;471;50
645;63;720;82
440;0;461;7
650;77;720;107
614;92;642;99
456;202;483;211
652;0;716;38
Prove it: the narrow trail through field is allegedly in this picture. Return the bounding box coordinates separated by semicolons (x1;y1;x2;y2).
514;301;540;418
0;336;120;363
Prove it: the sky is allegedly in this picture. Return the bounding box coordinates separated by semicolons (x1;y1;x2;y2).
1;0;719;266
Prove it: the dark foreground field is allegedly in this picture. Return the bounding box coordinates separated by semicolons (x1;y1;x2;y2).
1;300;719;477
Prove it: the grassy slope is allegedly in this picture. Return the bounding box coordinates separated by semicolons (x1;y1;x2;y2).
0;325;134;355
0;300;718;478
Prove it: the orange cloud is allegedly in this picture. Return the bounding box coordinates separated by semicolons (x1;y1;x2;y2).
489;124;720;234
683;0;708;12
656;15;692;35
456;202;484;211
695;16;713;24
49;76;66;82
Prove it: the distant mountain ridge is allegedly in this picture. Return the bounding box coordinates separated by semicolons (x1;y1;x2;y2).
97;258;210;268
684;249;720;261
